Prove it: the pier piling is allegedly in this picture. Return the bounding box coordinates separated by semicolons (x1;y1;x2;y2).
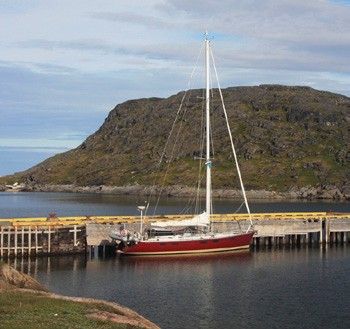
1;212;350;258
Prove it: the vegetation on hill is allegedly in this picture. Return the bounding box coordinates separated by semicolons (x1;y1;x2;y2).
2;85;350;193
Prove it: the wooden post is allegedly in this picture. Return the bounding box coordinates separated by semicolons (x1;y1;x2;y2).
35;226;39;254
28;226;31;255
325;217;330;244
22;227;25;255
14;226;18;256
43;226;55;253
0;226;3;257
8;227;11;256
47;226;51;253
69;225;82;247
48;227;51;253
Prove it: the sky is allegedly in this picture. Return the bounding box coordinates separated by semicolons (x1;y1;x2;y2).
1;0;350;176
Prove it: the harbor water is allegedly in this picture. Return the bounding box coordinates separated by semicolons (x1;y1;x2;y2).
1;191;350;218
2;192;350;329
9;246;350;329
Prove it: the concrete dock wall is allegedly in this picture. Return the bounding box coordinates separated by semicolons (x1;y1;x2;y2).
1;212;350;258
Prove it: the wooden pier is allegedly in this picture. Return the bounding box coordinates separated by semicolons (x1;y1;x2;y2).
0;212;350;258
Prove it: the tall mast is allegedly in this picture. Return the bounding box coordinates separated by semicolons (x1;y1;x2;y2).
205;33;211;218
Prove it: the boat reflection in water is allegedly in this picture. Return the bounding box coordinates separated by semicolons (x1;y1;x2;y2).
9;249;252;276
116;249;252;268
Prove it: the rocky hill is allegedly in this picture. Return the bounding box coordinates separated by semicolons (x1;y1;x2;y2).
2;85;350;196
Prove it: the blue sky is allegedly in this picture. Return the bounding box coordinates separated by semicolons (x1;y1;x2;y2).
1;0;350;176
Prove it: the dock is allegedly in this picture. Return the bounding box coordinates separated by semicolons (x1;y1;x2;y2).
0;212;350;258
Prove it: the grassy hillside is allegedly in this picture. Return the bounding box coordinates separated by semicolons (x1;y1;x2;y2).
2;85;350;192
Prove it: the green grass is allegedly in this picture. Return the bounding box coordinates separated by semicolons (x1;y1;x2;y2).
0;290;143;329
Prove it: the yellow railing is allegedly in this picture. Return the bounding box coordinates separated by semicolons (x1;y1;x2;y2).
0;212;349;227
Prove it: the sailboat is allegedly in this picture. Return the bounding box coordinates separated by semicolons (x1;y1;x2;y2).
110;33;255;255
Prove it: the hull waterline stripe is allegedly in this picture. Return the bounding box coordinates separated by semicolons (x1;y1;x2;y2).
123;244;251;256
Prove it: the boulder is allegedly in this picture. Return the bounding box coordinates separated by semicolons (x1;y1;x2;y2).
0;263;48;291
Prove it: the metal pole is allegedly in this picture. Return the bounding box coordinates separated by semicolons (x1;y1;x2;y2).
205;33;211;219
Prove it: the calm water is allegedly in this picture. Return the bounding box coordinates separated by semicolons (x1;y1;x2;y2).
2;192;350;328
1;191;349;218
10;247;350;329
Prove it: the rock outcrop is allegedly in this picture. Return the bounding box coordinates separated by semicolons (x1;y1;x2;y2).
0;264;48;291
0;263;160;329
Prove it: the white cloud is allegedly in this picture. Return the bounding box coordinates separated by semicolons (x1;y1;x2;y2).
1;0;350;175
2;0;350;81
0;138;81;149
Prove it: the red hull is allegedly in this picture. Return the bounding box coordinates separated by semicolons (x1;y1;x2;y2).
119;232;254;255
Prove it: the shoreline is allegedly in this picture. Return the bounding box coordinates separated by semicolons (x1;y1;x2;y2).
0;263;160;329
1;183;349;200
